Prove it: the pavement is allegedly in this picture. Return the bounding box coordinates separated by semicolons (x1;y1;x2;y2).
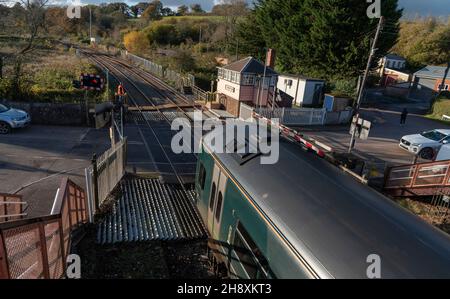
298;107;450;167
0;125;110;217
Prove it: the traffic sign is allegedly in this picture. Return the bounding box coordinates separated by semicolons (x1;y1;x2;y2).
349;117;371;140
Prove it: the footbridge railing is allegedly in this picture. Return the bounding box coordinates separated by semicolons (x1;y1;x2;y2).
384;160;450;196
0;178;87;279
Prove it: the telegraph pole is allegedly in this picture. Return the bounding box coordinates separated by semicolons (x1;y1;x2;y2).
348;16;384;153
89;7;92;42
258;48;268;110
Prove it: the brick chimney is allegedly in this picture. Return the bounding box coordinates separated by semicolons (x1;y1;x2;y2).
266;48;276;69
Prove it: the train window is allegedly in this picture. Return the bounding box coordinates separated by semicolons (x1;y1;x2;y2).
215;192;223;222
233;223;270;279
209;183;216;211
198;163;206;190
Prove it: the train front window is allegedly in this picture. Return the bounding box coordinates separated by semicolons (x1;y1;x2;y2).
198;163;206;191
209;183;216;211
233;223;270;279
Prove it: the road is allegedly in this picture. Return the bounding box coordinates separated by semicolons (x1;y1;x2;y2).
299;107;450;166
0;53;200;218
0;125;110;217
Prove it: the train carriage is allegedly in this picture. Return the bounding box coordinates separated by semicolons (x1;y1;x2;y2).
194;126;450;279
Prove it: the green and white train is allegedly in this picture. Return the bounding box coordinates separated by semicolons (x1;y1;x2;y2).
194;129;450;279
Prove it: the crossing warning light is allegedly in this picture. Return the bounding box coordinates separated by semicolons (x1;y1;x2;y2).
80;74;104;91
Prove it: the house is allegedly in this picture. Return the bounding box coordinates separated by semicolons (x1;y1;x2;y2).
378;54;411;87
378;54;407;71
381;68;411;87
413;65;450;92
277;74;325;107
410;65;450;100
216;56;279;117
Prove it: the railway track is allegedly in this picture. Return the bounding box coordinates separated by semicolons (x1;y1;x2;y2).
82;50;198;186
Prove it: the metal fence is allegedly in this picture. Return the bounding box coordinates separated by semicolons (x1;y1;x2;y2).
85;138;127;219
127;52;164;77
0;178;87;279
254;107;327;126
125;52;214;102
0;194;26;223
126;52;195;88
324;110;353;125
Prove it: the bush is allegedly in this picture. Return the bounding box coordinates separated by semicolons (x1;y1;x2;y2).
325;78;358;98
169;50;196;72
428;97;450;120
146;24;178;45
0;78;13;99
123;31;149;53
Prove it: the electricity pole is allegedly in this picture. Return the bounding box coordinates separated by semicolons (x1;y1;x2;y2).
89;7;92;43
258;48;268;110
348;16;384;154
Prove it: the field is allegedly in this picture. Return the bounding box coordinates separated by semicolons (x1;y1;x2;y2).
0;41;104;103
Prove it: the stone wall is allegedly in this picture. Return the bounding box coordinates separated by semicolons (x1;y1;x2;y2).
3;101;88;126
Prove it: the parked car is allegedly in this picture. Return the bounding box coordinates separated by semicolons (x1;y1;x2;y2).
0;103;31;134
399;129;450;160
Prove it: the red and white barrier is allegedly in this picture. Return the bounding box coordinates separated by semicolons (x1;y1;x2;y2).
253;113;326;158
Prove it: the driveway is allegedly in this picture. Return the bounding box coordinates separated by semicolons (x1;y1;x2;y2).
299;108;450;166
0;125;110;217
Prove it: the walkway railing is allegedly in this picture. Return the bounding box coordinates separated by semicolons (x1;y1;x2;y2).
0;178;87;279
384;160;450;194
0;194;26;223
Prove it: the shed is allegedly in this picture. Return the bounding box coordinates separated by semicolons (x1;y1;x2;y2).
277;74;325;107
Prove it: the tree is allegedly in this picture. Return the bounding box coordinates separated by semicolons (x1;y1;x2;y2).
215;0;249;53
131;2;150;18
123;30;149;53
235;12;265;59
161;7;175;17
141;0;163;21
246;0;402;78
147;23;178;45
190;4;204;14
177;5;189;16
392;18;450;68
9;0;49;98
169;50;196;72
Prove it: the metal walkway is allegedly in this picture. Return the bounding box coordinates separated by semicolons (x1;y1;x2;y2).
96;177;207;244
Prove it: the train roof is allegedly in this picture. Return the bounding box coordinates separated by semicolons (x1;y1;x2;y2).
203;129;450;278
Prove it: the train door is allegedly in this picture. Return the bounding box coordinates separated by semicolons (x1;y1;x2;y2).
208;163;227;239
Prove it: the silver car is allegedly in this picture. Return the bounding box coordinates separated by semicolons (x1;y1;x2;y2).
0;103;31;134
399;129;450;160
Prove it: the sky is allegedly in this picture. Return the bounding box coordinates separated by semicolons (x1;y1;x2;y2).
7;0;450;18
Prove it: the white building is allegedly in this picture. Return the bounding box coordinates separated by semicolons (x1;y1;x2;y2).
277;74;325;107
378;54;407;72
